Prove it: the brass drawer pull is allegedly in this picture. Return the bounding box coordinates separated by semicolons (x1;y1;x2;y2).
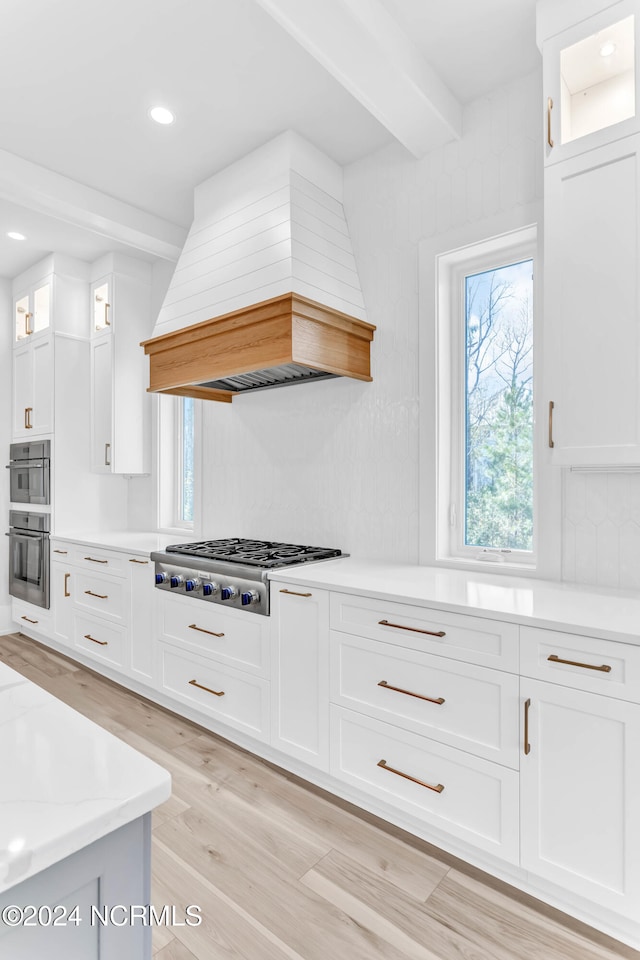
377;759;444;793
189;678;225;697
53;549;68;555
21;615;38;624
548;400;555;448
524;697;531;755
85;590;108;599
25;407;33;430
378;619;446;638
64;573;71;597
129;558;149;564
84;556;108;564
547;654;611;673
84;633;108;646
547;96;554;148
189;623;225;638
378;680;445;705
280;589;312;597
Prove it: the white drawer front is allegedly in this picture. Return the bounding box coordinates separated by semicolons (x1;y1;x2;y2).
75;548;128;578
330;594;518;672
50;540;73;561
73;613;125;668
330;632;520;768
160;594;269;677
13;600;51;636
160;643;269;742
520;627;640;701
330;707;519;863
74;571;126;623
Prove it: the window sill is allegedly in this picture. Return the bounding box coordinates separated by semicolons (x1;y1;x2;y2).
434;555;541;578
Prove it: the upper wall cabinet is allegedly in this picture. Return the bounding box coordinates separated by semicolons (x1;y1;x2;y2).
11;255;89;442
542;0;640;165
91;277;112;334
14;278;51;344
89;255;152;475
543;133;640;465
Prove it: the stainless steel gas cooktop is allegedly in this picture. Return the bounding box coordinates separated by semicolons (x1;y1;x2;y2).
150;538;345;616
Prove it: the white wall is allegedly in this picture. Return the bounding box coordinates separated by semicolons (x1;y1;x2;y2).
0;279;12;630
145;66;633;589
198;70;543;563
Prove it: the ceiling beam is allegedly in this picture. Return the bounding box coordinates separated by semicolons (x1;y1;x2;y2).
0;148;186;261
254;0;462;157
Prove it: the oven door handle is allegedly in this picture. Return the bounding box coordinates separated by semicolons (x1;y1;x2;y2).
6;461;46;468
6;531;46;539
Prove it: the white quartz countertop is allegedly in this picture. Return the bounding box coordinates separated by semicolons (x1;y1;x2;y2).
0;662;171;894
51;530;194;557
269;558;640;644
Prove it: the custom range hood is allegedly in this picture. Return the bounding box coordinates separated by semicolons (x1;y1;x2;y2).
142;132;375;402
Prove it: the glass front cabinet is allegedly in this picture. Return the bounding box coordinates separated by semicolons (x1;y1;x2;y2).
13;278;52;344
543;0;640;165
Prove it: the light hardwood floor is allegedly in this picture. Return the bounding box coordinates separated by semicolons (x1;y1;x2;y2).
1;632;637;960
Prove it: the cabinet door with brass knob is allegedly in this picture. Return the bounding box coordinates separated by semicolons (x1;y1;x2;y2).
51;563;73;647
270;580;330;770
520;678;640;917
12;337;53;439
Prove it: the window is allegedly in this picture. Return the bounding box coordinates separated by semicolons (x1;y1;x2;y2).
177;396;194;524
157;394;196;531
463;259;533;553
435;226;538;567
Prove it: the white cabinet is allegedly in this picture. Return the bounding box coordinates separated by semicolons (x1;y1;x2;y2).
89;256;152;475
91;337;113;472
542;0;639;166
51;560;72;645
520;678;640;917
270;582;330;770
11;255;89;443
12;337;54;438
13;277;52;344
543;133;640;464
331;707;520;863
128;556;155;683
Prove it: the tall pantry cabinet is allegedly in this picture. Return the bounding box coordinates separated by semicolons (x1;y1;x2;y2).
539;0;640;465
90;255;152;476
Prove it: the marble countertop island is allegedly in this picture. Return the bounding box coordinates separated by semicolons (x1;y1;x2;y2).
0;661;171;894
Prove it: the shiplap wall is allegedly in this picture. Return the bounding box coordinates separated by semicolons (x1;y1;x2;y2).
152;131;366;339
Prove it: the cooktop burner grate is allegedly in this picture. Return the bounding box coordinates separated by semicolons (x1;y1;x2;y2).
165;538;343;568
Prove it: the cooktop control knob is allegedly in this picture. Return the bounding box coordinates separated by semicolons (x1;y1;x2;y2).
155;572;168;585
221;585;238;601
202;581;219;597
185;577;201;592
170;575;183;588
241;590;258;606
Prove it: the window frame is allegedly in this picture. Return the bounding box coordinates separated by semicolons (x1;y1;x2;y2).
418;211;561;579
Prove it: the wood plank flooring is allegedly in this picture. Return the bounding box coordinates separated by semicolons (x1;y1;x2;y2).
1;632;637;960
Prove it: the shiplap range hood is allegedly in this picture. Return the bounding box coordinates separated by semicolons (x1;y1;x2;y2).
142;132;375;402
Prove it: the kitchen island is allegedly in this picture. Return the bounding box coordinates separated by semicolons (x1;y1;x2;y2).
0;660;171;959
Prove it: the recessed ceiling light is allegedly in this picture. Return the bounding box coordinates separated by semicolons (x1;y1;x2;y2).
7;231;25;241
600;41;616;57
149;106;175;125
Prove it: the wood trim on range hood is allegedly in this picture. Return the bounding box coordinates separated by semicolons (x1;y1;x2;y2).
141;292;376;403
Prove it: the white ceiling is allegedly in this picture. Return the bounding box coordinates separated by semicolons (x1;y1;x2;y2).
381;0;539;103
0;0;541;281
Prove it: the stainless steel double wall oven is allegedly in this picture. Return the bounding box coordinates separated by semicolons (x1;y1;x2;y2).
7;441;51;609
